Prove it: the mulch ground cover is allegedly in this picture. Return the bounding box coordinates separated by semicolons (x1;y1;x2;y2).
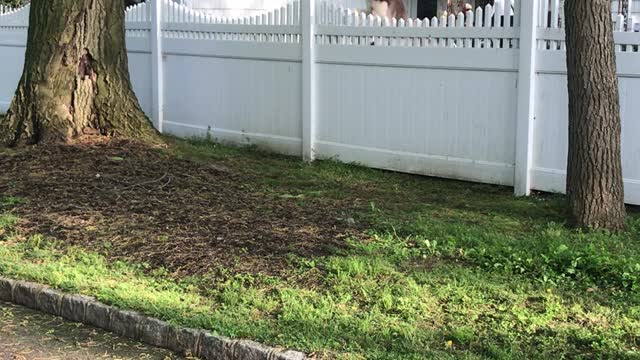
0;139;364;279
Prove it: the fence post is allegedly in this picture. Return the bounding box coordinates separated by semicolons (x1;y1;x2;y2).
302;0;317;161
151;0;165;133
514;0;539;196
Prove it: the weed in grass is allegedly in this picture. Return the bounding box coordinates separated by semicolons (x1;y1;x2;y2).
1;196;24;207
0;213;18;235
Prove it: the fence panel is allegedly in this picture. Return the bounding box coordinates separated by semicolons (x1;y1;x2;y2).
315;63;518;185
156;0;303;154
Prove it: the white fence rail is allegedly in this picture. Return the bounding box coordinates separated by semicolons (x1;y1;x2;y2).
1;0;640;205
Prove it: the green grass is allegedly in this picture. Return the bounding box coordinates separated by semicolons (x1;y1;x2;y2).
1;137;640;359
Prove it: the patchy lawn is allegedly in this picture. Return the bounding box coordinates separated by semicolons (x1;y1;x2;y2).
0;136;639;359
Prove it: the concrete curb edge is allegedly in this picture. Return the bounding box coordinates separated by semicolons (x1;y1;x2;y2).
0;277;306;360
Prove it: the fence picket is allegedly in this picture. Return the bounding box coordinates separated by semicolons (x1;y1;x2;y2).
189;8;195;25
257;14;264;42
414;18;422;47
616;14;625;52
339;7;344;44
293;1;300;25
170;2;177;24
398;18;406;47
267;11;274;42
628;0;635;32
294;1;300;42
448;14;455;48
320;1;326;25
274;8;281;42
345;8;353;46
502;0;510;27
359;12;367;45
327;3;334;43
475;6;483;48
435;15;443;47
513;0;521;48
286;3;293;41
484;4;493;48
180;3;186;24
514;0;521;28
407;18;415;47
365;14;373;46
427;16;437;48
421;17;430;48
550;0;559;49
456;12;464;48
337;7;345;45
465;10;473;48
492;4;502;47
280;6;287;42
376;16;384;46
238;17;244;41
247;15;254;42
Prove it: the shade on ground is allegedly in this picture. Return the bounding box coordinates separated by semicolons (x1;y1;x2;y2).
0;301;183;360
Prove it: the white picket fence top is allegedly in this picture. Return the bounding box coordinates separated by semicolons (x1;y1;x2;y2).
315;3;521;49
0;3;29;27
123;0;524;47
539;0;638;31
535;0;639;51
0;1;638;56
3;0;638;50
125;2;151;23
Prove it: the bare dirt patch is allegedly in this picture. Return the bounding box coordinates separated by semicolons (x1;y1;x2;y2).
0;139;363;279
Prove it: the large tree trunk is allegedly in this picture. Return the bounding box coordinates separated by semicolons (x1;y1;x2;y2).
0;0;158;146
564;0;626;231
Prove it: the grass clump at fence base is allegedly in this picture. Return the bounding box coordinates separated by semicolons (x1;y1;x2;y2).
0;136;639;359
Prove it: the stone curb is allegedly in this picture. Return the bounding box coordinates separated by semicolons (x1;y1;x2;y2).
0;277;306;360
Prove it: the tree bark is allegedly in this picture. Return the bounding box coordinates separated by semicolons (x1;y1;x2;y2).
0;0;159;146
564;0;626;231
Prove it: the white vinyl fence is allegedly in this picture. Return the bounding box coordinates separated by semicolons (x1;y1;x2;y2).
1;0;640;205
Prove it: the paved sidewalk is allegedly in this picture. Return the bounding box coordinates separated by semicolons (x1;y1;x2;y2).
0;301;185;360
